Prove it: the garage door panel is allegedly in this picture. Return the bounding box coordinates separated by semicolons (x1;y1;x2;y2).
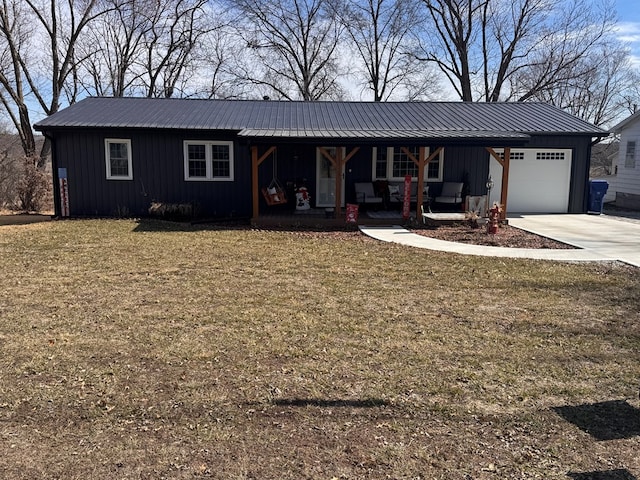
489;149;572;213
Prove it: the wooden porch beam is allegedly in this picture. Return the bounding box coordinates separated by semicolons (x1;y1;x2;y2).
319;146;360;166
318;147;335;166
251;145;277;220
343;147;360;164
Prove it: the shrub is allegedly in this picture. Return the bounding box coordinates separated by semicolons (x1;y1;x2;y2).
0;150;20;209
16;156;52;212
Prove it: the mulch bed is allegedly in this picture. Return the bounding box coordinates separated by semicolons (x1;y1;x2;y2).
412;222;576;249
250;221;575;249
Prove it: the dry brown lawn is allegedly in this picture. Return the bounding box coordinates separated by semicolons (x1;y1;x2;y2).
1;219;639;479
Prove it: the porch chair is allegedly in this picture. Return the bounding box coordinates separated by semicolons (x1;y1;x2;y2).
434;182;464;208
354;182;384;208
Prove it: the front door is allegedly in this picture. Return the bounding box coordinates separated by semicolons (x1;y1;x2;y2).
316;147;345;207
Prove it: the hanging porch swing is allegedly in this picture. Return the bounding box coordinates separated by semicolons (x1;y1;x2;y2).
261;149;288;206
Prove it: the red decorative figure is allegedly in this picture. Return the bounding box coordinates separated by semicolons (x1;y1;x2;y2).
487;203;502;234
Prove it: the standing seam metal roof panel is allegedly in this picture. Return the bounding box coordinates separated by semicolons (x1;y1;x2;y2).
33;97;607;136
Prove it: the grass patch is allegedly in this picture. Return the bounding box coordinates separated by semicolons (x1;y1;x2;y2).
1;218;639;479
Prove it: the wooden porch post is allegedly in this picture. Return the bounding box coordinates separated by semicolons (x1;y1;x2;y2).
500;147;510;219
402;146;443;220
485;146;511;219
318;146;360;218
251;145;277;220
416;147;426;218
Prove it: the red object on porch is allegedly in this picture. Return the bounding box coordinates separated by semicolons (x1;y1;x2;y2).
261;186;288;206
346;203;359;223
402;175;412;219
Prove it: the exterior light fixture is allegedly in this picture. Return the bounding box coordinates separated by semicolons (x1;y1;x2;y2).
485;175;494;216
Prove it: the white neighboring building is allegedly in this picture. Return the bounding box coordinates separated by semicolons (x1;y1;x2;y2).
612;111;640;209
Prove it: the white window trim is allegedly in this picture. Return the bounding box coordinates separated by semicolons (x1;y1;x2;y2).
105;138;133;180
183;140;234;181
371;146;444;182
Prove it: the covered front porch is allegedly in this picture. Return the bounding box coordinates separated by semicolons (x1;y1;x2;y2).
249;140;520;225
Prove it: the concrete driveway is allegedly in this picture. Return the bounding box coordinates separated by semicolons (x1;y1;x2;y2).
508;214;640;267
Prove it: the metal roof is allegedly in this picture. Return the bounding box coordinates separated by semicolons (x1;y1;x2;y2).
34;97;606;139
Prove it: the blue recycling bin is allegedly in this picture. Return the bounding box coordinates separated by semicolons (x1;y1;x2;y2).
588;180;608;214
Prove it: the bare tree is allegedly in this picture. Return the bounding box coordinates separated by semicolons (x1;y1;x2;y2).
72;0;212;99
77;0;149;97
509;0;616;103
620;77;640;118
0;0;111;164
0;0;39;158
522;45;637;127
195;25;255;99
417;0;486;101
138;0;210;98
590;139;618;176
0;132;22;207
24;0;112;115
228;0;344;100
335;0;427;101
416;0;618;103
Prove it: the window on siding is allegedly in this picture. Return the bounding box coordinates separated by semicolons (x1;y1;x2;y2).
375;147;387;179
536;151;565;161
184;141;234;181
625;141;636;168
372;147;444;182
105;139;133;180
187;144;207;178
497;151;525;161
392;146;419;178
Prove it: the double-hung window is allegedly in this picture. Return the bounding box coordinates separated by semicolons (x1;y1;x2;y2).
372;146;444;182
625;140;636;169
184;141;234;181
105;139;133;180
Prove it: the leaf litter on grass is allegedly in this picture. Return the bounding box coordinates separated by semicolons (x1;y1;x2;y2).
0;219;638;479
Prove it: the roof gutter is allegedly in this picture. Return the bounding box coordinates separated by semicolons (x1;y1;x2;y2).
590;133;610;147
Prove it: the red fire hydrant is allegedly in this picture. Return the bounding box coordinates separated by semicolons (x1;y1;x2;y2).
486;203;502;234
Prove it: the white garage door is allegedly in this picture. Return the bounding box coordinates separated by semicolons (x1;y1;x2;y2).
489;149;572;213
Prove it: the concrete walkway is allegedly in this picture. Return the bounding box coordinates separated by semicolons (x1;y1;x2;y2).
360;213;640;267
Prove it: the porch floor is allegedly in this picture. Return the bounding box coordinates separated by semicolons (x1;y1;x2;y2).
252;207;411;228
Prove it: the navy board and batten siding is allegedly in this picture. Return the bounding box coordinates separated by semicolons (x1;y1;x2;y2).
49;131;595;216
50;128;253;217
